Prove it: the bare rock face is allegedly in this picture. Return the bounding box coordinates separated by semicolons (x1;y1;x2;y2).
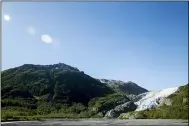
105;101;137;118
104;109;116;118
159;98;172;106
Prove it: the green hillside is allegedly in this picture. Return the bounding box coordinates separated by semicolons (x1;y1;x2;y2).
2;63;113;105
1;63;141;121
3;63;185;121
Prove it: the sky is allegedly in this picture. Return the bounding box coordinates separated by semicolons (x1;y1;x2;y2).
2;2;188;90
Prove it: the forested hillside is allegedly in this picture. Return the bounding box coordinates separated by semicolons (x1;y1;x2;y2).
1;63;147;121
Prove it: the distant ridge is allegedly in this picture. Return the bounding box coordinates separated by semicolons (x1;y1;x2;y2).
97;79;148;95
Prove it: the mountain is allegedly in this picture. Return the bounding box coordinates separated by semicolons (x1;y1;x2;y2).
98;79;148;95
2;63;148;104
2;63;186;121
1;63;150;121
1;63;114;105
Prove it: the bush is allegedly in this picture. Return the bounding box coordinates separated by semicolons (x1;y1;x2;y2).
88;93;129;113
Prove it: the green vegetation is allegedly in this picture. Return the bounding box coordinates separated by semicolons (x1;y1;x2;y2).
2;63;186;121
88;93;129;113
120;84;188;119
1;93;128;121
2;63;114;105
1;63;119;121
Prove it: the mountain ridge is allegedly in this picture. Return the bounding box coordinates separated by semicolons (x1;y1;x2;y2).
1;63;147;104
97;78;148;95
2;63;187;121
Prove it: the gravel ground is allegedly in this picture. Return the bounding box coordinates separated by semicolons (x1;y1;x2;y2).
1;119;188;126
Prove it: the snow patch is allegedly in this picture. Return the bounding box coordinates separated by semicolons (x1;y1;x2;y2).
134;87;178;111
99;79;106;83
98;79;131;85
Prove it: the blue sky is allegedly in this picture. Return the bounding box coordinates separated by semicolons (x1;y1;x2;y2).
2;2;188;90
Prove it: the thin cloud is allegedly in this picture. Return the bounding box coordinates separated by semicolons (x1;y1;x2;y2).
41;34;53;44
27;26;36;36
4;14;11;21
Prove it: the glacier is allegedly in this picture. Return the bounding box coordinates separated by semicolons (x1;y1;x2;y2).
134;87;179;111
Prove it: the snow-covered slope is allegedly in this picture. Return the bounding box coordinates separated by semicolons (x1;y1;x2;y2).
98;79;128;85
134;87;179;111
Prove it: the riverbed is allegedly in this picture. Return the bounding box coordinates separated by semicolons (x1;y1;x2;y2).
1;119;188;126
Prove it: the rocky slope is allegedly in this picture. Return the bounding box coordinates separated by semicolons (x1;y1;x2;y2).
105;101;137;118
97;79;148;95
